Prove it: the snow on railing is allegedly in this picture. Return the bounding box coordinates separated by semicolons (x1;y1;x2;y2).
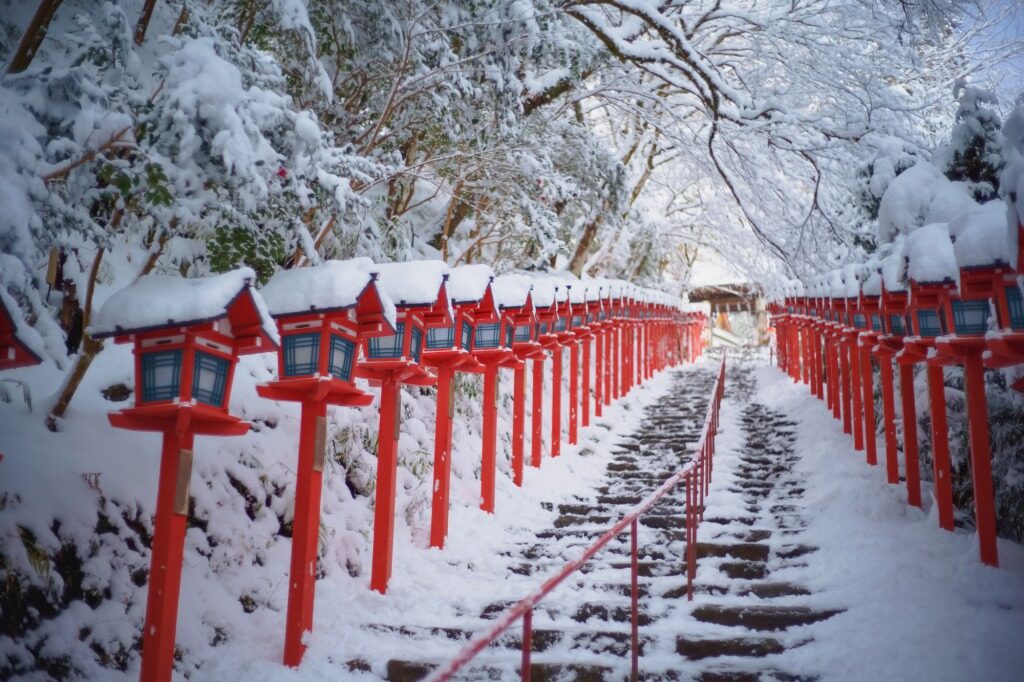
428;353;727;682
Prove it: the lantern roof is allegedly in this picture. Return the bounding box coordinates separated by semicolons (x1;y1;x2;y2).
447;264;495;305
492;274;533;310
90;267;279;348
0;287;45;367
905;223;957;285
948;201;1010;270
260;258;397;328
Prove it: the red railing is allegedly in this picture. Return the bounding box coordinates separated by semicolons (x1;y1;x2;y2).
428;354;727;682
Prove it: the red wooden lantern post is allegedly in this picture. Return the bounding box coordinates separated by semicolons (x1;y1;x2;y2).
0;289;44;370
257;260;395;666
875;251;910;489
357;261;452;593
565;282;588;445
858;265;884;467
493;275;541;485
530;281;559;467
842;265;866;452
899;225;957;521
813;282;827;401
591;284;610;416
92;269;278;682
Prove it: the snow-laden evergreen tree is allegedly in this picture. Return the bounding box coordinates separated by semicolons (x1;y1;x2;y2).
942;79;1005;200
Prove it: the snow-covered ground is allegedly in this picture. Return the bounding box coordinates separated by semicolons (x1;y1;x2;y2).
739;362;1024;681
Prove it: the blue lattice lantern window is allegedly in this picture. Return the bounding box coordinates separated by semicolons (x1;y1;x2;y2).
853;313;867;329
192;351;231;406
329;335;356;381
410;327;423;362
554;317;567;332
283;333;320;376
887;314;905;335
871;314;882;331
427;324;456;350
950;299;990;335
474;322;501;349
1005;285;1024;330
141;349;183;402
514;323;533;343
369;322;406;359
915;309;944;337
460;321;473;351
571;315;582;328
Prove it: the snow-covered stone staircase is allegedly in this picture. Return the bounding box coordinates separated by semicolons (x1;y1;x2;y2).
669;358;842;681
356;356;842;680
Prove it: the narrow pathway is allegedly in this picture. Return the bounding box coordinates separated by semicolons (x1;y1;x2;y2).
358;354;845;681
666;354;841;681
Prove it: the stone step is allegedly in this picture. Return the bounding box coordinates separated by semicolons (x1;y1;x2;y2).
691;605;841;631
385;659;616;682
694;542;771;562
676;636;786;660
697;669;815;682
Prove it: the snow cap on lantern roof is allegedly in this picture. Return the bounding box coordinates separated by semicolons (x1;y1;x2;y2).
447;264;495;305
880;239;908;293
948;201;1011;270
373;259;451;312
90;267;279;345
827;270;846;299
905;223;957;285
0;286;46;363
862;257;883;297
528;276;559;309
841;263;861;298
259;258;397;328
491;274;533;310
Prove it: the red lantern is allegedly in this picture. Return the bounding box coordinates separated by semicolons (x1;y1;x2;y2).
0;289;43;371
92;268;278;682
256;260;394;666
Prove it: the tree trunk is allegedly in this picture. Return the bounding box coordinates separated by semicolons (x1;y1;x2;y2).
46;233;167;430
134;0;158;46
6;0;64;74
568;213;604;276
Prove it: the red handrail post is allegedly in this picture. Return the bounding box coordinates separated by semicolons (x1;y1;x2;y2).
630;518;640;682
521;607;532;682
